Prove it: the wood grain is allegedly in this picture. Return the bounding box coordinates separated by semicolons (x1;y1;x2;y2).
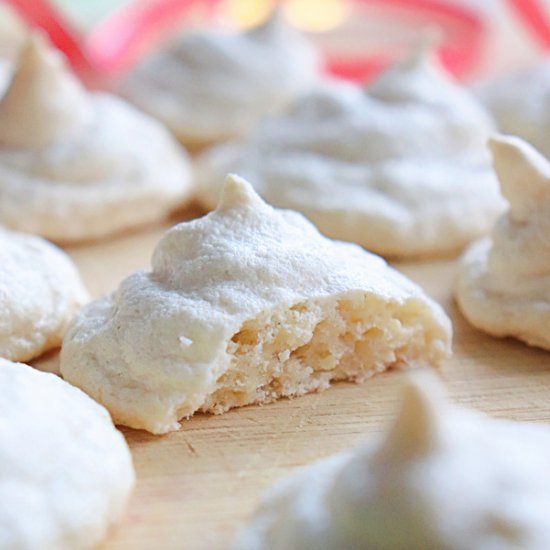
32;216;550;550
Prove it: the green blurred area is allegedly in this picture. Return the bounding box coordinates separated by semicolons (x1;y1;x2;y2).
54;0;131;27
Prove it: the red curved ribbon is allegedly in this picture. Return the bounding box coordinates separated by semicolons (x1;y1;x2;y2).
4;0;91;73
326;0;486;81
507;0;550;49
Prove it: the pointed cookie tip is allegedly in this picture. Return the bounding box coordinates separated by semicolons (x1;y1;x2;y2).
216;174;265;212
376;371;445;462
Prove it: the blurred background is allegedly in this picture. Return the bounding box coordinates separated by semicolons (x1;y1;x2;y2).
5;0;550;86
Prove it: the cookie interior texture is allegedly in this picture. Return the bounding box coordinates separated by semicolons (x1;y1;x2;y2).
202;295;439;414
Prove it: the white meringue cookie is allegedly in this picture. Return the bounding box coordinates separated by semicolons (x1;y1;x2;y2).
234;374;550;550
0;227;88;362
0;34;93;148
479;60;550;157
197;44;504;258
0;35;192;243
60;174;451;434
456;134;550;350
0;358;135;550
121;12;320;146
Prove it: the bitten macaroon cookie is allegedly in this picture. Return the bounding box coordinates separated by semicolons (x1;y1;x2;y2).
61;174;451;434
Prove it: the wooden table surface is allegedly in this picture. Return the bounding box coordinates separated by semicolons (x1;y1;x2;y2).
33;209;550;550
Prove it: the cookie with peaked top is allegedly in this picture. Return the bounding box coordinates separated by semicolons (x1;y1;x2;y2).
197;40;503;258
121;11;320;146
0;358;134;550
0;227;88;362
60;174;451;434
456;134;550;349
0;34;192;243
234;374;550;550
